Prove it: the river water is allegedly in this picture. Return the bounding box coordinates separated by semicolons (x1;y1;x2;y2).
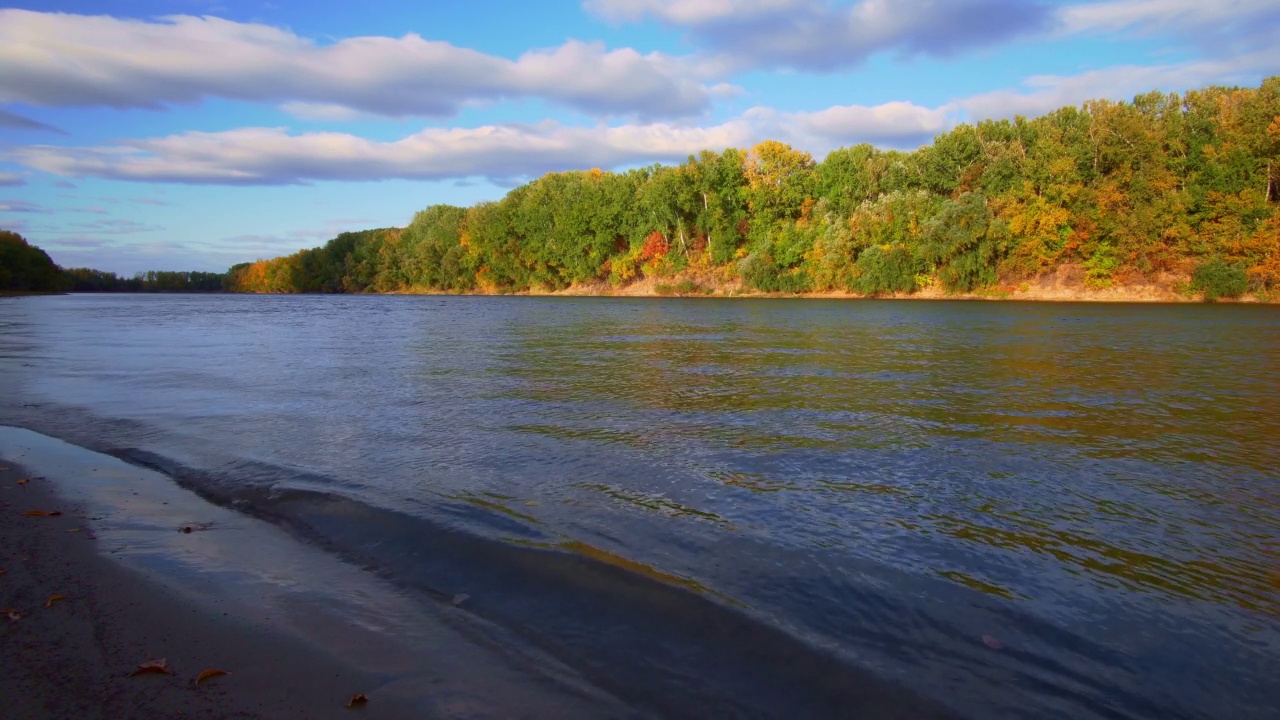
1;294;1277;719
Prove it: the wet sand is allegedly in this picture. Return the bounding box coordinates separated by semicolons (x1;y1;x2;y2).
0;428;635;719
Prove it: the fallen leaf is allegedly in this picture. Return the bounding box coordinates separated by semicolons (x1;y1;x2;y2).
130;659;172;677
16;478;29;485
346;693;368;708
194;668;229;685
2;608;20;621
982;634;1005;650
66;528;82;533
22;510;62;517
46;594;67;608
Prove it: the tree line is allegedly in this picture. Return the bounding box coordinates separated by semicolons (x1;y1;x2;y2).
225;78;1280;300
1;230;225;293
10;78;1279;300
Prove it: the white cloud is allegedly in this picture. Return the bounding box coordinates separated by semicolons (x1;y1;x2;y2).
585;0;1280;73
954;51;1274;120
4;123;752;185
587;0;806;25
5;44;1273;188
0;10;714;120
0;172;27;187
1058;0;1280;40
584;0;1055;71
2;98;960;186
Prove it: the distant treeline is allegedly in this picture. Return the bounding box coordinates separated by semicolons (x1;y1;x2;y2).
1;230;225;293
225;78;1280;301
62;267;226;292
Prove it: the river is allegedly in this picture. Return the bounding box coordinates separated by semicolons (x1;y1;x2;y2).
1;294;1277;719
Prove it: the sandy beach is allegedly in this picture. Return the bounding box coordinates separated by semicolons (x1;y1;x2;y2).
0;428;635;720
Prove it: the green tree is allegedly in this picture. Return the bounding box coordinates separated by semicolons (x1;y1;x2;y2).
920;193;1010;292
0;230;62;291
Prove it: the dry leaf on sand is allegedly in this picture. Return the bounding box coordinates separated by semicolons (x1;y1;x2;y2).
194;668;229;684
346;693;369;708
22;510;62;517
130;659;172;677
16;478;28;485
45;594;67;608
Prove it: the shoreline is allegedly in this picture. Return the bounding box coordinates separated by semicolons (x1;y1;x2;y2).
0;425;958;720
388;271;1276;304
0;426;633;719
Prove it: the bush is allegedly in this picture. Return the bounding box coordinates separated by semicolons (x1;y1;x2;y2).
654;279;710;296
1084;245;1120;289
919;193;1008;292
1191;259;1247;301
739;252;812;293
855;244;923;295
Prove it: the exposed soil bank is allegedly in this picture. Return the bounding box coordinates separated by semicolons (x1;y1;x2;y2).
398;265;1275;303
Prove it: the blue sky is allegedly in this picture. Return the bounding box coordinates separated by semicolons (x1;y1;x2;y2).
1;0;1277;274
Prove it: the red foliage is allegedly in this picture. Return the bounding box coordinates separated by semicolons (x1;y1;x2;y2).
640;231;669;262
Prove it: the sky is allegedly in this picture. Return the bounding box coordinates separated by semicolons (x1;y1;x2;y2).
1;0;1277;275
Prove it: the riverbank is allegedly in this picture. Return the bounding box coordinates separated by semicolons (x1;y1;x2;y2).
387;265;1275;303
0;427;633;720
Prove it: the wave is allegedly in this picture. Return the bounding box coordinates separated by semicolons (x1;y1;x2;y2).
106;446;956;719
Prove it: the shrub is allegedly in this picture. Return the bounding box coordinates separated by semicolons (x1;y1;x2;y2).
855;244;923;295
1190;259;1247;301
654;279;710;296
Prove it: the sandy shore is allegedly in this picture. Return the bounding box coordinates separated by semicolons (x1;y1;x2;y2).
0;428;634;719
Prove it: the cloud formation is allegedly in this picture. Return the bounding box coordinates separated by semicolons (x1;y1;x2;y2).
14;34;1269;191
0;10;713;120
585;0;1280;73
956;51;1274;120
3;95;961;186
0;172;27;187
585;0;1054;71
1059;0;1280;49
6;123;749;185
0;199;47;213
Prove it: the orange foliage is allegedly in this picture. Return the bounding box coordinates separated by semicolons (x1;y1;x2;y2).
640;231;669;262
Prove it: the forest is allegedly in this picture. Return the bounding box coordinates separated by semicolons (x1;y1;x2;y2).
224;79;1280;301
